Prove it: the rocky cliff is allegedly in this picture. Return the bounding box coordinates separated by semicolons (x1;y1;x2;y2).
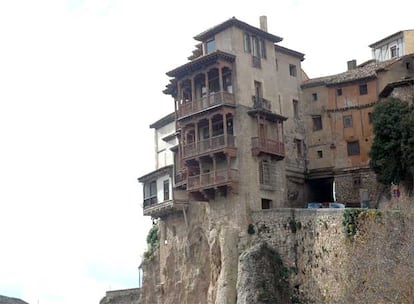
139;206;414;304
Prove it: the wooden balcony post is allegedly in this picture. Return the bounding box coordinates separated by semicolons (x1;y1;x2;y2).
191;77;196;111
213;156;217;185
205;72;209;107
199;161;203;188
195;122;199;154
223;112;228;146
177;81;182;116
218;63;224;103
209;117;213;147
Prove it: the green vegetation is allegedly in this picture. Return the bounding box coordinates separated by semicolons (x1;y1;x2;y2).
143;225;159;261
247;223;255;235
288;218;302;234
369;98;414;185
342;209;382;238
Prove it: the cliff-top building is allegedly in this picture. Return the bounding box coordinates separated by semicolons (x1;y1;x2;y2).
137;18;414;304
138;16;306;303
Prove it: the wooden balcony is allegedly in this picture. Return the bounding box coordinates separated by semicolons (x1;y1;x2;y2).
183;134;236;160
174;168;187;188
177;91;235;119
251;137;285;159
143;190;188;218
187;168;238;192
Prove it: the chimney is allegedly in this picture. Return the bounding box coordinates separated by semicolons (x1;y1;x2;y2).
347;59;357;70
260;16;268;32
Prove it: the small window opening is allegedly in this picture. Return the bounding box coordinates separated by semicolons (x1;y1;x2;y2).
261;198;272;209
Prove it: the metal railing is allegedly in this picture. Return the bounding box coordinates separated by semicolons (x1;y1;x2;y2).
177;91;235;118
252;96;271;111
187;168;238;191
252;137;284;156
183;134;235;159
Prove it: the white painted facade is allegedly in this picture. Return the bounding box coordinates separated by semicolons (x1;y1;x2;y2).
370;30;414;62
155;121;176;169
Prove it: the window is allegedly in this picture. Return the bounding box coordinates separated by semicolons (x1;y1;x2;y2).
259;39;266;59
312;115;322;131
347;141;360;156
149;181;157;197
245;32;266;68
317;150;323;158
212;121;224;137
337;88;342;96
353;176;361;189
343;115;353;128
295;139;303;157
275;58;278;71
359;84;368;95
259;160;276;187
368;112;372;124
254;81;263;100
243;33;251;53
205;38;215;54
289;64;297;77
312;93;318;101
293;99;299;118
163;180;170;201
390;45;398;58
261;198;272;210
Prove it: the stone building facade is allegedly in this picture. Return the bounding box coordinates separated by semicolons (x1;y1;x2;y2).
302;54;414;206
137;17;414;304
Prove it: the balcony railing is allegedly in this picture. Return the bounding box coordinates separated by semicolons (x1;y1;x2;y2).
252;137;285;158
187;168;238;191
143;195;157;208
175;169;187;187
143;190;188;217
252;96;271;111
183;134;235;159
177;91;235;118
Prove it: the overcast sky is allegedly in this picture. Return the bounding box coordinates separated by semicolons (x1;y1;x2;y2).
0;0;413;303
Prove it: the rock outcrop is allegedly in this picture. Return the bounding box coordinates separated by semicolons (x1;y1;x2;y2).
237;242;291;304
0;295;29;304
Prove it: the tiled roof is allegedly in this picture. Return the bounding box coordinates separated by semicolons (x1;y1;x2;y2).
166;50;236;78
379;77;414;98
275;45;305;61
194;17;283;43
302;59;398;88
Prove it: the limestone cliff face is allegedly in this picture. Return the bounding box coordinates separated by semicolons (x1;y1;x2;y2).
139;208;414;304
236;242;291;304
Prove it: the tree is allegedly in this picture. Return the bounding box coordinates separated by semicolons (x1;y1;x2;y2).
401;108;414;190
369;98;410;185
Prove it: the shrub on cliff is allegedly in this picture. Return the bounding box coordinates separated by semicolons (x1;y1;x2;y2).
369;97;410;185
143;224;159;262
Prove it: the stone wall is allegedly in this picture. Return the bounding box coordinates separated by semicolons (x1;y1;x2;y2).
248;209;347;303
334;169;383;207
100;288;141;304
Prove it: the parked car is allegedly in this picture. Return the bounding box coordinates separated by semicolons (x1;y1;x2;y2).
307;202;321;208
329;202;345;208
